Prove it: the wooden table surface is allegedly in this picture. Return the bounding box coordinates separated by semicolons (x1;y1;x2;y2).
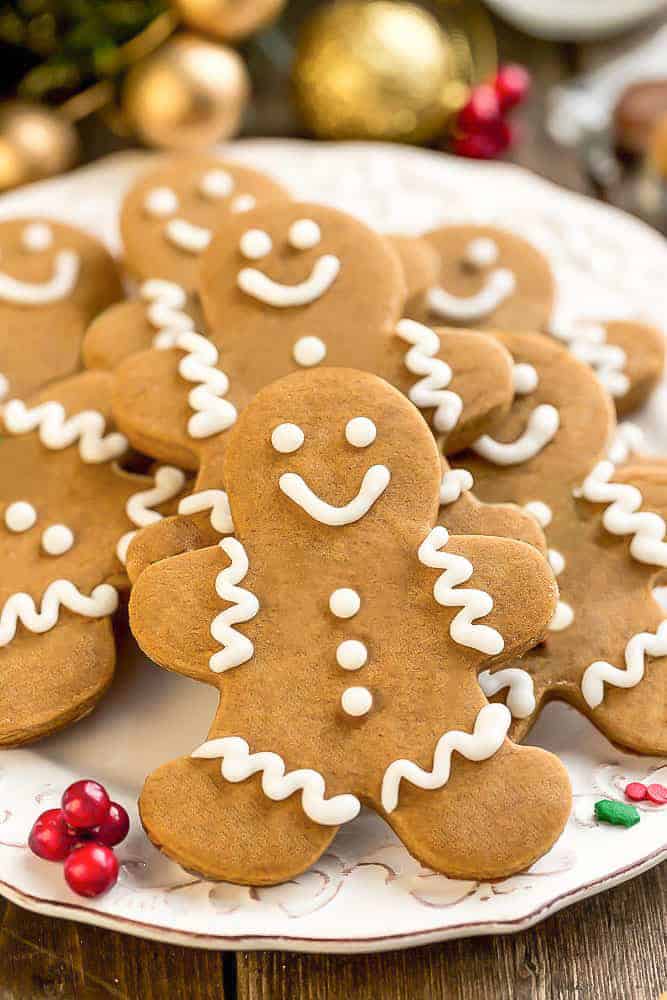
1;10;666;1000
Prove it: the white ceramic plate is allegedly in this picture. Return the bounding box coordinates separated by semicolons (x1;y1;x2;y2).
0;141;665;953
483;0;667;40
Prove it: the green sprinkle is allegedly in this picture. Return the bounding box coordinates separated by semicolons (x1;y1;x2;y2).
594;799;640;828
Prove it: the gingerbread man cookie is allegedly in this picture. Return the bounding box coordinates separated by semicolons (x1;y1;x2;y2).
130;368;570;885
453;333;667;754
387;234;440;314
0;371;185;745
0;218;121;401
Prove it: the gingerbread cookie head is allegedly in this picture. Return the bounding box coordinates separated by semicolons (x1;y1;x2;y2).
0;218;122;400
120;156;289;291
407;224;555;332
130;368;569;886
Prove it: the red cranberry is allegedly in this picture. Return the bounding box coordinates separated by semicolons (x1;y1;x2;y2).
92;802;129;847
494;64;531;111
61;780;110;830
28;808;78;861
64;843;119;898
458;84;501;132
625;781;648;802
454;120;512;160
647;783;667;805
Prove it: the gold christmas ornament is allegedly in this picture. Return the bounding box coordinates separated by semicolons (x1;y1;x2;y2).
293;1;455;144
0;101;79;192
122;32;250;150
172;0;285;41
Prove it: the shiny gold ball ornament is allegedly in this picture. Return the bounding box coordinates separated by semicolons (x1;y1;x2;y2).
172;0;285;41
122;33;250;150
0;102;79;193
293;1;454;144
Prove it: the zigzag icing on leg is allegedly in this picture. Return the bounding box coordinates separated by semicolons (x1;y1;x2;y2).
116;466;186;564
418;526;504;655
478;667;535;719
381;703;511;813
209;537;259;673
192;736;360;825
3;400;127;463
581;620;667;708
0;580;118;646
178;489;234;534
395;320;463;433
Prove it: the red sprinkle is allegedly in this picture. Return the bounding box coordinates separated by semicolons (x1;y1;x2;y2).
625;781;648;802
646;783;667;805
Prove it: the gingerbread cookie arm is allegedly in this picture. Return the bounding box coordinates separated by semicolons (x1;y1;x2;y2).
84;301;158;372
605;320;665;416
125;514;217;584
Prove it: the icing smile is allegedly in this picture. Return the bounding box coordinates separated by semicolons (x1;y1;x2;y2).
0;250;80;306
427;268;516;322
279;465;390;526
238;255;341;308
165;219;212;254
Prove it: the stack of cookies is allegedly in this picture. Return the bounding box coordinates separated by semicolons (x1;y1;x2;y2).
1;154;665;888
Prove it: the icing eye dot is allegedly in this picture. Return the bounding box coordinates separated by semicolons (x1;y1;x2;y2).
329;588;361;619
42;524;74;556
144;187;179;217
464;237;499;269
341;686;373;717
240;229;272;260
22;223;53;252
271;422;304;454
288;219;321;250
293;336;326;368
199;168;234;199
512;363;539;395
345;417;376;448
4;500;36;532
231;194;256;213
336;639;368;671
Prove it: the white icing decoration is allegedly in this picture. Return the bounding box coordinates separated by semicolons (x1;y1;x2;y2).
4;399;127;463
582;620;667;708
279;465;390;526
209;537;259;673
288;219;321;250
141;279;194;334
395;320;463;433
0;580;118;646
178;489;234;534
144;187;179;217
549;601;574;632
271;423;304;454
154;330;237;439
329;588;360;619
0;374;9;401
199;169;233;199
345;417;376;448
472;405;560;466
512;363;539;396
548;548;565;576
523;501;552;528
5;501;36;533
336;639;367;670
165;219;212;254
293;336;326;367
116;466;186;565
418;525;504;655
193;737;360;825
608;423;645;465
464;237;499;269
439;468;473;506
238;255;340;307
578;460;667;566
381;703;511;813
341;686;372;717
41;524;74;556
551;319;629;399
0;250;80;305
426;267;516;322
22;223;53;252
231;194;256;213
240;229;272;260
478;667;535;719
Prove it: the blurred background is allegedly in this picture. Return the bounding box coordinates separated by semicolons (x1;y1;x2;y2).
0;0;666;230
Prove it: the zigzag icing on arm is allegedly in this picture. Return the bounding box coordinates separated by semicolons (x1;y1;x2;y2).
608;423;645;465
141;280;194;335
381;703;511;813
551;319;629;398
578;460;667;566
581;620;667;709
116;466;186;564
209;537;259;673
0;580;118;646
193;737;360;825
478;667;535;719
178;489;234;533
395;320;463;433
4;400;127;463
418;526;504;655
439;468;473;506
472;405;559;466
154;330;237;438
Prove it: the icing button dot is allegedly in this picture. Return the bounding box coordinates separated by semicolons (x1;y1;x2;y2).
271;422;304;454
199;168;233;199
240;229;272;260
144;187;179;217
293;336;326;367
42;524;74;556
231;194;256;213
5;501;36;532
345;417;376;448
22;222;53;252
341;686;373;717
336;639;367;671
288;219;321;250
329;588;360;619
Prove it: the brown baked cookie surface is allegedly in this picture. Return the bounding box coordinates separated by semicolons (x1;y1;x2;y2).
130;367;570;886
0;218;122;400
388;234;440;312
453;332;667;754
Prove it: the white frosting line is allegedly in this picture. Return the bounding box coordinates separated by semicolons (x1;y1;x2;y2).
116;466;186;564
42;524;74;556
582;619;667;709
0;250;80;305
478;667;536;719
345;417;376;449
395;320;463;433
426;269;516;323
5;501;36;532
209;537;259;673
472;405;559;466
154;330;237;438
418;525;504;655
0;581;118;646
22;223;53;252
439;468;473;506
279;465;390;526
193;737;360;825
551;320;629;399
341;686;372;716
238;255;340;307
608;423;645;465
4;399;127;463
271;422;304;454
141;279;194;334
329;588;360;619
178;489;234;534
381;703;511;813
165;218;211;254
293;336;326;367
512;363;539;396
